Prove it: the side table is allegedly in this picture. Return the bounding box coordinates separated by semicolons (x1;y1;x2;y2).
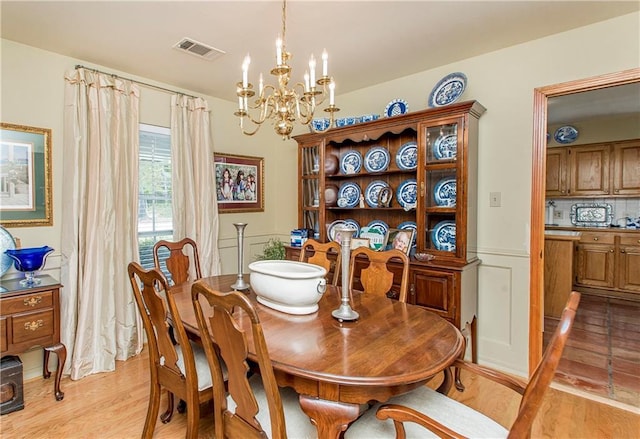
0;275;66;401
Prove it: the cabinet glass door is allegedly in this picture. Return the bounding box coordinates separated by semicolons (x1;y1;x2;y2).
300;144;321;239
422;122;460;257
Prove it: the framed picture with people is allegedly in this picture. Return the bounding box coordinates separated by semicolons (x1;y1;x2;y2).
385;228;414;255
214;153;264;213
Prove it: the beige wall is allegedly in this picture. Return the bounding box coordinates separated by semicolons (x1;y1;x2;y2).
2;11;639;379
336;11;639;375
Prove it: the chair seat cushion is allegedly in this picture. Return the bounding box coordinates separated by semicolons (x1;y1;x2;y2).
176;341;213;391
228;375;318;439
346;385;508;439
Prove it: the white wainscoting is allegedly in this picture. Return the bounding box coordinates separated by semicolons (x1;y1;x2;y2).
476;248;531;377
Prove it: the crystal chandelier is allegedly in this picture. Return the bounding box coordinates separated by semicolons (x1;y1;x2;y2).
234;0;339;139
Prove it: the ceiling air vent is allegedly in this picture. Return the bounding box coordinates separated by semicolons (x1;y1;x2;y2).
173;38;225;61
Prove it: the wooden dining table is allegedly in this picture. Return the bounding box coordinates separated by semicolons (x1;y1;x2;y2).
171;274;465;439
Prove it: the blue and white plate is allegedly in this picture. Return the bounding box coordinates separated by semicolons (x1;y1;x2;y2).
554;125;579;144
343;219;360;237
366;220;389;237
433;133;457;160
364;146;390;173
396;179;418;208
434;177;456;207
428;72;467;107
431;220;456;252
364;180;389;208
327;220;349;242
0;226;16;277
384;99;409;117
340;150;362;174
337;182;361;208
398;221;417;248
396;141;418;170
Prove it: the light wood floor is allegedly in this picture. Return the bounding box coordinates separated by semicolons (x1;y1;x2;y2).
1;347;639;438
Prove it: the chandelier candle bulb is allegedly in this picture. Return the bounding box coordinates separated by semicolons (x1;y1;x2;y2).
329;82;335;106
276;37;283;65
322;50;328;77
242;55;250;88
259;73;264;95
309;54;316;85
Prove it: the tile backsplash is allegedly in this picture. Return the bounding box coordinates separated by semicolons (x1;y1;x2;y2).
546;197;640;227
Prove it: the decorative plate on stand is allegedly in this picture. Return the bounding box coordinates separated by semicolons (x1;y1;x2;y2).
384;99;409;117
431;220;456;251
433;133;457;160
396;141;418;170
554;125;579;144
396;179;418;208
428;72;467;107
337;182;361;208
364;147;390;173
434;177;457;207
364;180;390;208
340;150;362;174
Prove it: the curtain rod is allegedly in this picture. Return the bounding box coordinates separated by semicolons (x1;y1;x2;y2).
75;64;199;99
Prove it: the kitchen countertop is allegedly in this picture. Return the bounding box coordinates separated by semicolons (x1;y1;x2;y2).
545;225;640;234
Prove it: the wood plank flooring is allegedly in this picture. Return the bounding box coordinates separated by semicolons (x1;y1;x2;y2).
1;347;639;438
544;293;640;407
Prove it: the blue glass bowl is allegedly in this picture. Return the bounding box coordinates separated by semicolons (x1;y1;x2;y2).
5;246;54;286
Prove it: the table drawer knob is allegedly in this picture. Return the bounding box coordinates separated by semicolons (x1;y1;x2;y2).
593;237;598;241
24;319;44;331
24;296;43;307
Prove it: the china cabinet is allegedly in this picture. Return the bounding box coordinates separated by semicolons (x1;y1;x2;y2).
292;101;485;355
546;139;640;198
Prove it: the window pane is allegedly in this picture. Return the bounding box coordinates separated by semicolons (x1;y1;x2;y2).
138;123;172;270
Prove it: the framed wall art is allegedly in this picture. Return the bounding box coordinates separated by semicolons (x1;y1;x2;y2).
214;153;264;213
0;123;52;227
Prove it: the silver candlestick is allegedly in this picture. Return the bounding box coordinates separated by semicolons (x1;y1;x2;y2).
332;227;359;321
231;222;250;291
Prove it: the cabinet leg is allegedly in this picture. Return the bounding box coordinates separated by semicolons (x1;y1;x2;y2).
43;343;67;401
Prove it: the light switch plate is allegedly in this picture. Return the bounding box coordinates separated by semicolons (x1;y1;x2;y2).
490;192;501;207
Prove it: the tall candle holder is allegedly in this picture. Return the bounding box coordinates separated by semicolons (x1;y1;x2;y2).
332;227;359;321
231;223;250;291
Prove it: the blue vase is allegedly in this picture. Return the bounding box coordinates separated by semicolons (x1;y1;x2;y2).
5;246;54;286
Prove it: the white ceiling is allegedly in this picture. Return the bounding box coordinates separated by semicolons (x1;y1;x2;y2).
1;1;639;120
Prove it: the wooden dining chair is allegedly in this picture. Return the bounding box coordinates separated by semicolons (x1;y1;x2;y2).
349;247;410;302
346;291;581;439
299;238;342;285
127;262;215;439
191;281;318;439
153;237;202;286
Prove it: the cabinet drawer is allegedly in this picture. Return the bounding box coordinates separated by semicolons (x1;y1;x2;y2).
0;317;6;352
1;290;54;313
579;232;615;244
619;235;640;246
11;310;55;344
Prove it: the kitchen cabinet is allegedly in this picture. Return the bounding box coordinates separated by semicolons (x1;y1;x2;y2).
546;139;639;198
0;275;66;400
617;234;640;293
612;140;640;195
574;230;640;300
544;233;581;318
